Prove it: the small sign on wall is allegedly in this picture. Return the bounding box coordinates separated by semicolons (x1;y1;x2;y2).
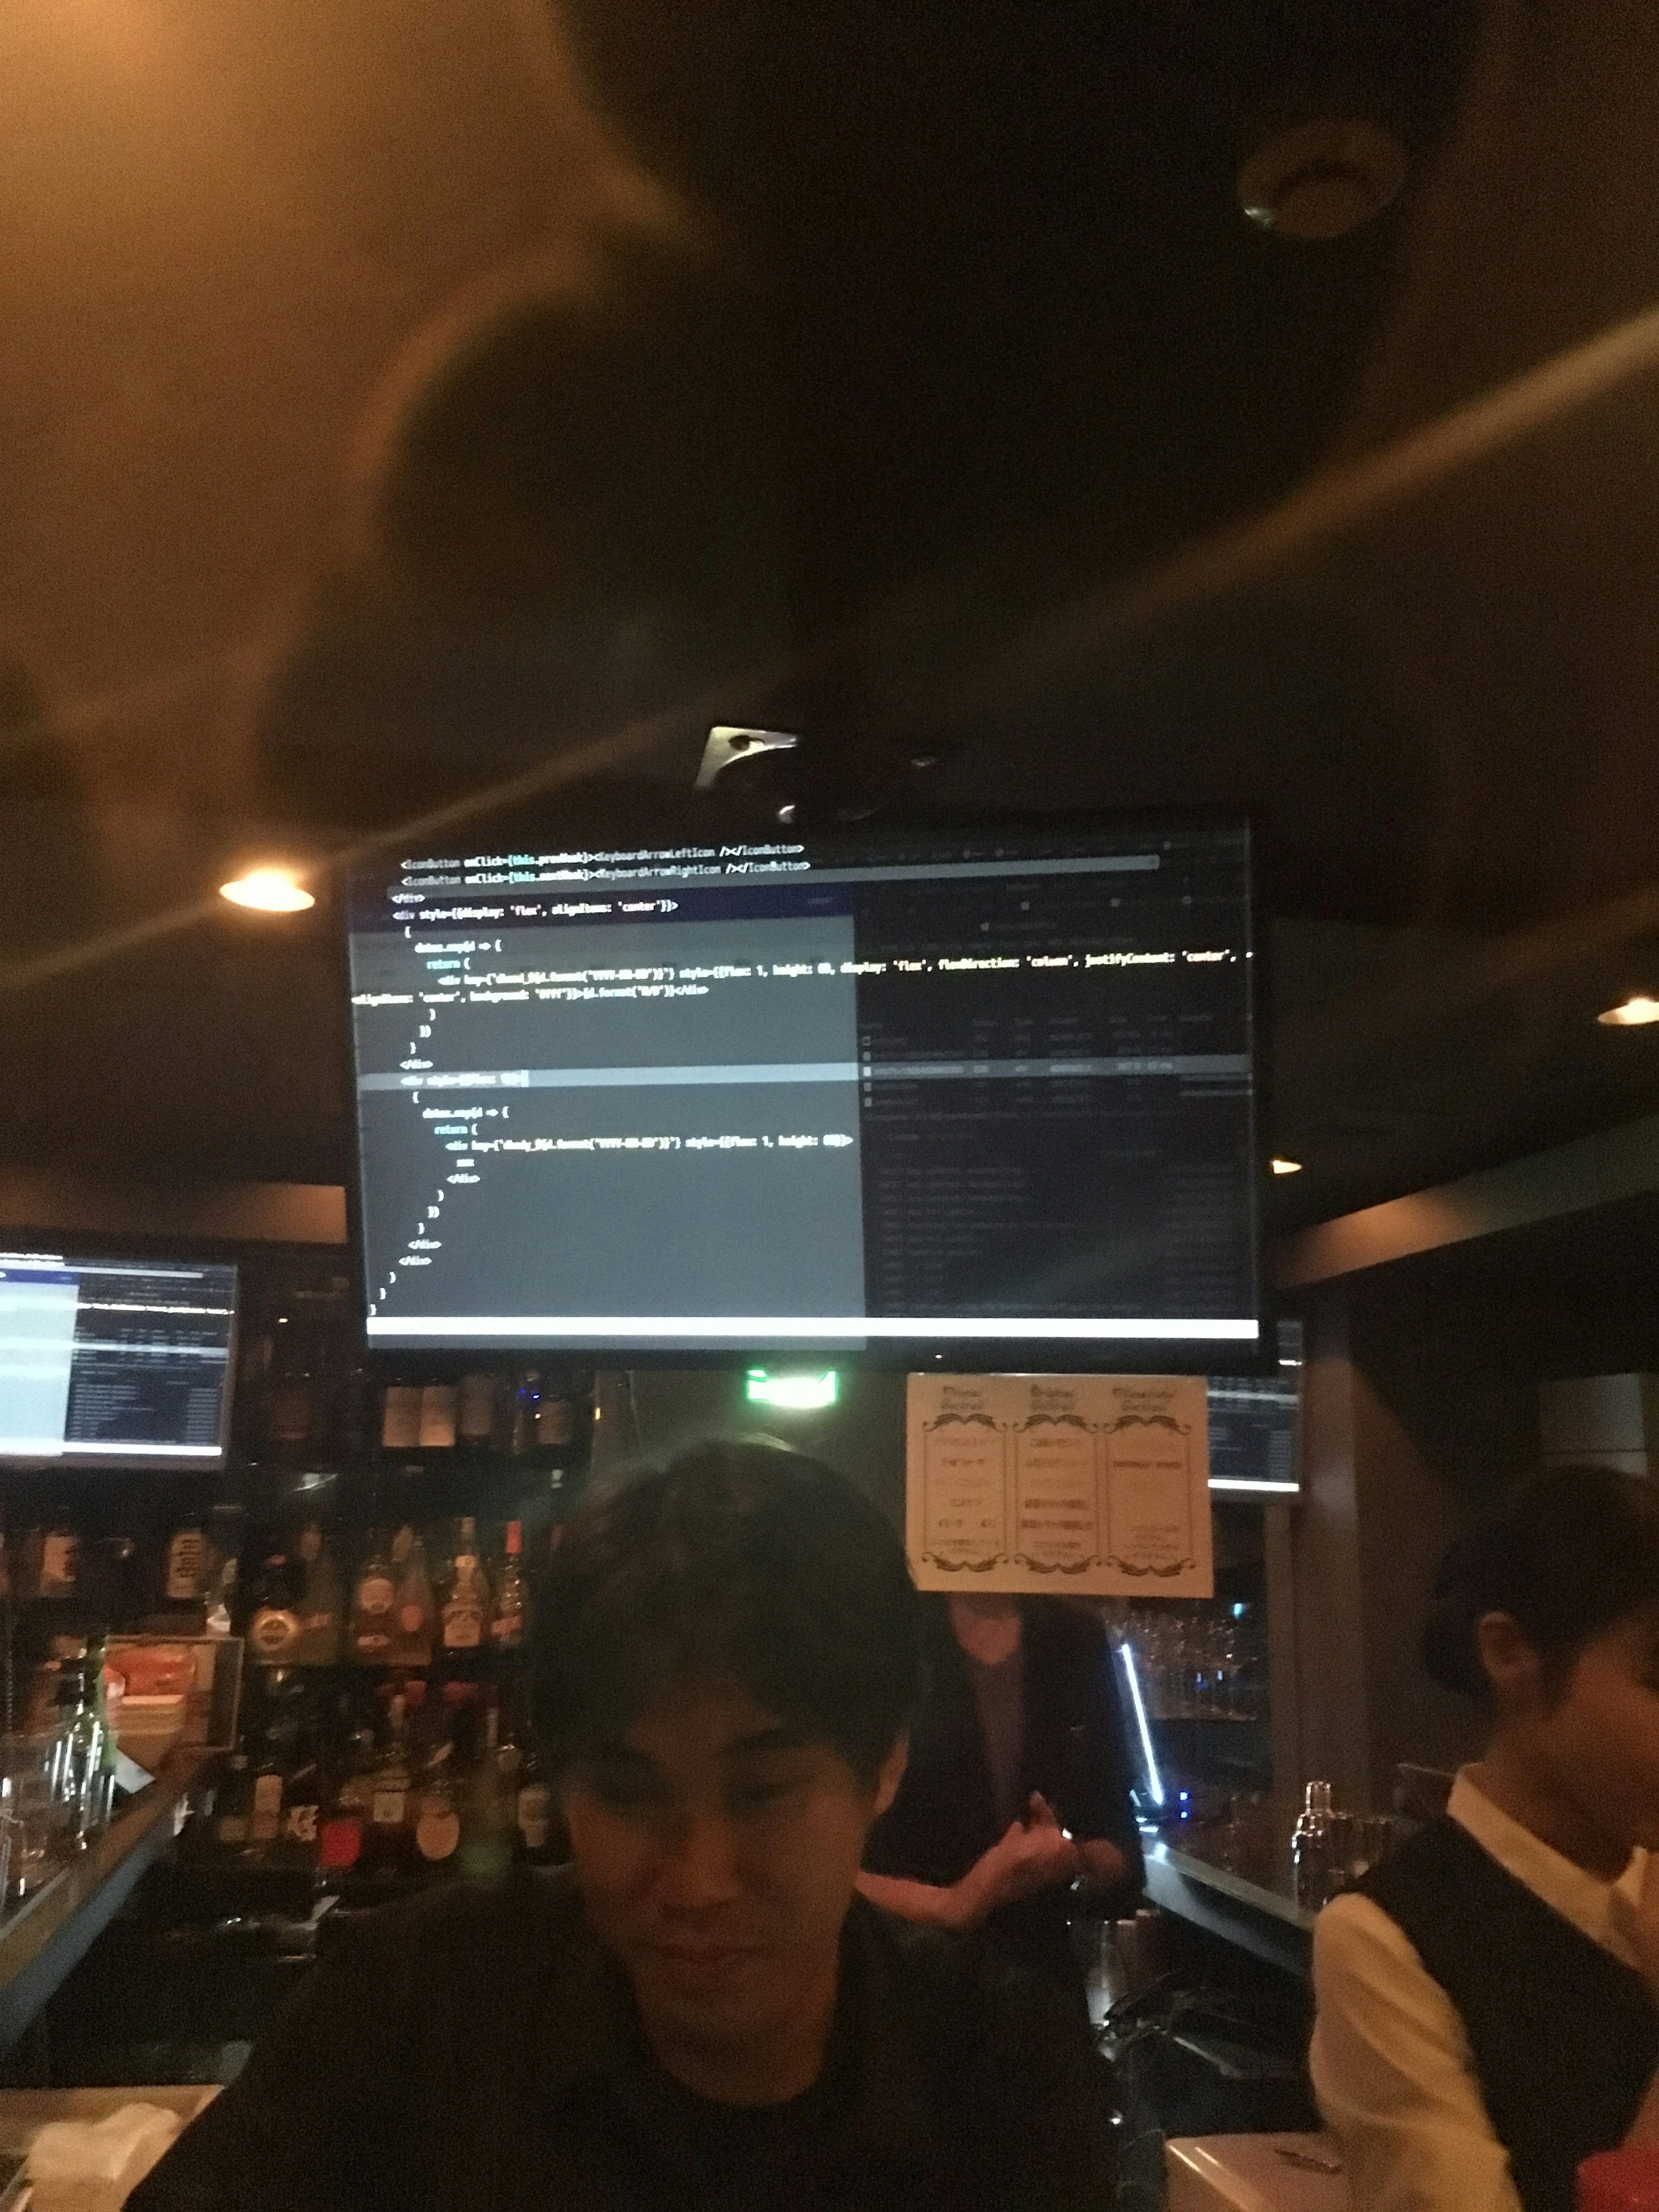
906;1372;1214;1597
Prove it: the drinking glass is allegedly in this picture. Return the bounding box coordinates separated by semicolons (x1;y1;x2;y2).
0;1728;70;1898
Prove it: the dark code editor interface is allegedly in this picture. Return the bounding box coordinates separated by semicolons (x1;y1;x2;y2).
348;823;1260;1360
0;1257;237;1465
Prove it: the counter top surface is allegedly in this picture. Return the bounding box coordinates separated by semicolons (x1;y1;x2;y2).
1148;1835;1319;1934
1142;1806;1319;1975
0;1754;208;2056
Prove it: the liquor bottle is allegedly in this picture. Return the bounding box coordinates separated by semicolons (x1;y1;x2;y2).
514;1735;559;1867
319;1696;375;1883
417;1382;457;1455
457;1372;498;1463
84;1533;145;1634
205;1549;239;1639
440;1519;492;1653
350;1532;399;1663
291;1521;343;1666
489;1522;527;1652
214;1749;254;1849
413;1697;464;1869
388;1526;435;1667
535;1375;576;1455
81;1630;117;1834
507;1369;544;1459
38;1508;80;1603
53;1655;105;1850
161;1518;212;1613
458;1690;514;1883
361;1692;414;1872
245;1545;304;1667
494;1681;525;1799
278;1702;324;1859
337;1361;376;1468
264;1319;315;1460
379;1378;422;1457
249;1727;286;1849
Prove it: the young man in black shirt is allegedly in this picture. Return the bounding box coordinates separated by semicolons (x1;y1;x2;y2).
133;1442;1116;2212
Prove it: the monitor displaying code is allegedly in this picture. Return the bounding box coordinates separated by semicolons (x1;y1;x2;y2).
347;819;1261;1367
0;1255;238;1467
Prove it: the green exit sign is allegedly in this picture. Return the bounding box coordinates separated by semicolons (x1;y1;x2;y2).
744;1370;839;1412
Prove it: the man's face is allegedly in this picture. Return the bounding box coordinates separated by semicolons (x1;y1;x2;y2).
562;1676;905;2061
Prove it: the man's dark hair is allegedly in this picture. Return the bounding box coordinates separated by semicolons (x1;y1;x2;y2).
1422;1464;1659;1701
531;1439;921;1781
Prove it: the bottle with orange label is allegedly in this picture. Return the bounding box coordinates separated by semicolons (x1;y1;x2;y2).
245;1546;305;1667
349;1532;399;1663
388;1526;436;1667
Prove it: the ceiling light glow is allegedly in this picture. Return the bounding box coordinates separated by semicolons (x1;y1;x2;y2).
1270;1156;1303;1176
219;868;315;913
1598;995;1659;1027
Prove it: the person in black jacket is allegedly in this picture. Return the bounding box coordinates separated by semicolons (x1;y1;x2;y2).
1313;1465;1659;2212
132;1443;1116;2212
860;1592;1144;2001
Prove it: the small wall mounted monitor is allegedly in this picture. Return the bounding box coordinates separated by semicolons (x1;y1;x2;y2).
1207;1319;1303;1495
346;816;1261;1369
0;1254;238;1468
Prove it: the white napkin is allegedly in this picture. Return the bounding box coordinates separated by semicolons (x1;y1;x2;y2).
29;2102;182;2212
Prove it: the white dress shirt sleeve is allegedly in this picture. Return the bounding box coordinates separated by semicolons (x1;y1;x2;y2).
1310;1891;1524;2212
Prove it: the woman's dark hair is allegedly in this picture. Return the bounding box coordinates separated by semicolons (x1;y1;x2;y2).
531;1440;920;1781
1423;1464;1659;1700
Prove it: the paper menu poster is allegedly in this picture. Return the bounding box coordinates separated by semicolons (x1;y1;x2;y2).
906;1372;1213;1597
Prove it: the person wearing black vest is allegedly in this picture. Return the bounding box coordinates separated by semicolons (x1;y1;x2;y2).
858;1594;1144;2005
1311;1465;1659;2212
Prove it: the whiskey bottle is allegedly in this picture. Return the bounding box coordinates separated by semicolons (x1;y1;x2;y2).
457;1372;499;1463
489;1522;527;1652
388;1525;436;1668
439;1519;492;1653
413;1699;464;1869
291;1521;343;1666
379;1378;422;1457
38;1508;80;1604
515;1737;559;1867
417;1382;457;1456
245;1546;304;1667
361;1693;414;1873
349;1532;399;1664
161;1519;212;1612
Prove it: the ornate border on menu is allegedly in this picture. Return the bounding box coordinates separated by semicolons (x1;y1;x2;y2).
918;1411;1008;1573
1100;1410;1200;1578
1011;1411;1100;1574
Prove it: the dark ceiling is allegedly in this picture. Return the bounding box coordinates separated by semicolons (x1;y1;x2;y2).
6;0;1659;1236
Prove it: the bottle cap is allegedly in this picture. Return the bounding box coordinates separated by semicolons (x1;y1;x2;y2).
319;1817;363;1872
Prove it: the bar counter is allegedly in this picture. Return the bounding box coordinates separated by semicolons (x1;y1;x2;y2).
0;1755;210;2059
1143;1806;1317;1980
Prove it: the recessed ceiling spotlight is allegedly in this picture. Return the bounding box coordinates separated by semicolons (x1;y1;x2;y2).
1270;1156;1304;1176
1237;118;1408;241
1598;995;1659;1027
220;866;315;913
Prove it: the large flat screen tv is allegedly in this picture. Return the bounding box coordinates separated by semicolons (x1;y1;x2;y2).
346;815;1262;1368
0;1253;238;1467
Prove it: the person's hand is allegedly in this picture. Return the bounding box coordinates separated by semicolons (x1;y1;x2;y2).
963;1793;1083;1920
